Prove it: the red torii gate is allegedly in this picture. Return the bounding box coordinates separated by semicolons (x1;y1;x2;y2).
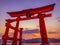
2;3;55;45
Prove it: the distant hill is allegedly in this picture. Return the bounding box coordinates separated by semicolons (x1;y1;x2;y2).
48;38;60;43
22;38;60;43
0;38;60;43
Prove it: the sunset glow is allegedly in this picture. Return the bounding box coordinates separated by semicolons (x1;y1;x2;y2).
0;0;60;41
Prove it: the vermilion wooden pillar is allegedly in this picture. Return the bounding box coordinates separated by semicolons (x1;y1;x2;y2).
12;17;20;45
38;14;49;45
2;22;10;45
19;28;23;45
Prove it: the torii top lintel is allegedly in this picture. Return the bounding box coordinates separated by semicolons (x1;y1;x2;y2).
7;3;55;17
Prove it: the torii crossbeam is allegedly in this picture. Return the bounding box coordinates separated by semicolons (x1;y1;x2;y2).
2;3;55;45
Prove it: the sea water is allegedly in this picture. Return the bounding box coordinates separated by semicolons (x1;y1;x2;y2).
0;43;60;45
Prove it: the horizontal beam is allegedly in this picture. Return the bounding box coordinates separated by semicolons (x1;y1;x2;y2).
7;3;55;17
39;14;51;17
6;14;51;22
6;16;38;22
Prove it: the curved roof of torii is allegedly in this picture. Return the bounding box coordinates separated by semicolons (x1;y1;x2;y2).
7;3;55;17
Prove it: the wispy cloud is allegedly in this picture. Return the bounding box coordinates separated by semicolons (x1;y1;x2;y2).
0;34;3;39
48;32;59;34
23;29;59;34
56;17;60;19
23;29;39;34
58;20;60;22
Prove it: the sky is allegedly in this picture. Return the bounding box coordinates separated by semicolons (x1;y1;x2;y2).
0;0;60;40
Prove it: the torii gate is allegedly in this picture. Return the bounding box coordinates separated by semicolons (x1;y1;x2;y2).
2;3;55;45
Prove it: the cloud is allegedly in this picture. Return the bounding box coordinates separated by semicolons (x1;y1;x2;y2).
58;20;60;22
23;29;59;34
48;32;59;34
56;17;60;19
0;34;3;39
23;29;39;34
23;29;60;34
55;17;60;22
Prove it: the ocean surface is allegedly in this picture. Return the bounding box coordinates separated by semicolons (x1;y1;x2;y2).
22;43;60;45
0;43;60;45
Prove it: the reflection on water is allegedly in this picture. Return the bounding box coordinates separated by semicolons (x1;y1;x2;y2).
22;43;60;45
2;43;60;45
